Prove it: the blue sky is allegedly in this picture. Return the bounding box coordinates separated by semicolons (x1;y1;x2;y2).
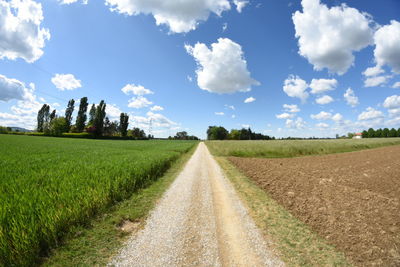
0;0;399;138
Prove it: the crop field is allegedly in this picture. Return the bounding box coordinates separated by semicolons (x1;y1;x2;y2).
0;135;196;266
206;138;400;158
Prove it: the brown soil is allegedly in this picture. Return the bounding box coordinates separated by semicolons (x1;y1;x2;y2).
229;145;400;266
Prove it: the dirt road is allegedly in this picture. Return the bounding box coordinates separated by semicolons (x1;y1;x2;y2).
109;142;282;267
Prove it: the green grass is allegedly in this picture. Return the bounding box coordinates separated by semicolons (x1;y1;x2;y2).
42;142;198;266
206;138;400;158
0;135;196;266
215;157;350;266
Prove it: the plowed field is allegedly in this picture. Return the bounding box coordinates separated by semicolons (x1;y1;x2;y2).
229;145;400;266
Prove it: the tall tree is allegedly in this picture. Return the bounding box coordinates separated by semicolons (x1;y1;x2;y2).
49;110;56;122
119;113;129;137
94;100;106;136
382;128;390;138
88;104;96;126
37;104;50;132
75;97;89;132
64;99;75;131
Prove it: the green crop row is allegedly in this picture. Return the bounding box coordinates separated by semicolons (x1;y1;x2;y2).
0;135;196;266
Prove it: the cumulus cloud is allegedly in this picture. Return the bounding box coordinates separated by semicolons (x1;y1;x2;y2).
286;117;306;129
315;95;333;105
0;0;50;63
185;38;259;94
373;20;400;74
51;74;82;91
383;95;400;109
310;111;332;120
0;74;35;102
283;104;300;113
283;75;308;102
128;96;153;109
233;0;248;13
244;96;255;103
105;103;122;121
332;113;343;122
105;0;231;33
150;105;164;111
364;75;389;87
225;104;235;110
316;122;329;128
344;88;359;107
292;0;373;74
121;84;153;95
358;107;384;121
363;65;384;77
309;78;337;94
215;112;224;116
393;82;400;88
276;112;295;119
131;111;178;133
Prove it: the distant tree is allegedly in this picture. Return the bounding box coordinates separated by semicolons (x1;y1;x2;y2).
207;126;228;140
381;128;388;138
88;104;96;126
64;99;75;131
398;128;400;137
229;129;240;140
389;128;397;137
367;128;375;138
347;132;354;139
49;110;56;122
362;130;368;138
49;117;68;136
175;131;188;140
75;97;89;132
103;117;119;136
375;128;383;138
119;113;129;137
37;104;50;132
0;126;9;134
129;127;146;139
93;100;106;136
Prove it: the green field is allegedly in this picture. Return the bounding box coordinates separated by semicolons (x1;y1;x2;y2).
0;135;196;266
206;138;400;158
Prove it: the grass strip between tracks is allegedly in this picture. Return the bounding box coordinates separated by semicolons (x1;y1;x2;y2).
215;156;351;267
42;143;198;267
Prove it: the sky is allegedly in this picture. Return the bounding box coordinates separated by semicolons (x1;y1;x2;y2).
0;0;399;139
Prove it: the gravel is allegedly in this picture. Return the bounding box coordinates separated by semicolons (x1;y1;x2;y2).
109;143;283;267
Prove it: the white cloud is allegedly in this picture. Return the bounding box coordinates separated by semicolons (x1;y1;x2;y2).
358;107;384;121
106;103;122;121
121;84;153;95
0;0;50;63
241;124;250;128
316;122;329;128
233;0;248;13
225;104;235;110
310;111;332;120
51;74;82;91
286;117;306;129
344;88;359;107
187;75;193;82
150;105;164;111
332;113;343;122
185;38;259;94
292;0;373;74
373;20;400;74
105;0;231;33
130;111;178;133
59;0;88;4
383;95;400;109
363;65;384;77
309;78;337;94
393;82;400;88
283;75;308;102
283;104;300;113
222;22;228;32
276;112;295;119
244;96;255;103
128;96;153;109
364;75;389;87
0;74;35;102
315;95;333;105
231;114;236;118
215;112;224;116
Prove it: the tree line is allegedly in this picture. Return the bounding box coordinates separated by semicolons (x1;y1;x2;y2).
361;127;400;138
206;126;275;140
36;97;140;138
168;131;199;140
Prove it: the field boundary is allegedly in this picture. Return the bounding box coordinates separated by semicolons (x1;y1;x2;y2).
41;142;199;266
215;156;351;266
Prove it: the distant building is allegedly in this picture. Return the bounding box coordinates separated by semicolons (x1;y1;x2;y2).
353;132;362;139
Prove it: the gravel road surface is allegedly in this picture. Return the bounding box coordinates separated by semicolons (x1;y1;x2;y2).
109;142;282;267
